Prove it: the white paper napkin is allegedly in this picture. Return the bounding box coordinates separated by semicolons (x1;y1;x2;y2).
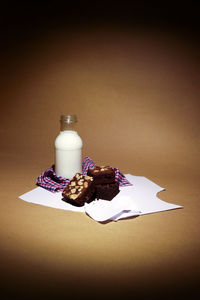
84;194;141;222
19;174;183;222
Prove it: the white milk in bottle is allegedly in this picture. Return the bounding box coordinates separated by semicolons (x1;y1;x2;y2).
55;115;83;179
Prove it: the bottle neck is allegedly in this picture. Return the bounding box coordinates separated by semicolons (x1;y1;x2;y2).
60;122;77;131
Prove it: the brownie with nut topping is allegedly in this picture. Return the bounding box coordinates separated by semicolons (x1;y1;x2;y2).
62;173;95;206
95;181;120;200
87;166;115;184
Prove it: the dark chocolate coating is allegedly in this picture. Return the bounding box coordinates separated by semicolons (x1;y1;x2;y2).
95;181;120;201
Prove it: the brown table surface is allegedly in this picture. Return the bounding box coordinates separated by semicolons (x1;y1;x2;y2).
0;24;199;299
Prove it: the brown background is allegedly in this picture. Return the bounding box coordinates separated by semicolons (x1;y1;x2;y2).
0;3;200;299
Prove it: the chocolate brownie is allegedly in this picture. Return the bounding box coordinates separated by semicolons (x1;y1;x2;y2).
95;181;120;201
87;166;115;184
62;173;95;206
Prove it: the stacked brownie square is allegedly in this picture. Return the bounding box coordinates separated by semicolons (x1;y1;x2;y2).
62;166;120;206
87;166;119;201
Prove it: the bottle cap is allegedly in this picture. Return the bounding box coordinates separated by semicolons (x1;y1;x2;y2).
60;115;77;124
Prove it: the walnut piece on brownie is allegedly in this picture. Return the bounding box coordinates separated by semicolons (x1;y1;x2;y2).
87;166;115;184
62;173;95;206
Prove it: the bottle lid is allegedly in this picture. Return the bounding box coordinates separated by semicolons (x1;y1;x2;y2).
60;114;77;124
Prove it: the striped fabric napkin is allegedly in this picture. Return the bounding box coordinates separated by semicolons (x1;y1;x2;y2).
37;156;132;193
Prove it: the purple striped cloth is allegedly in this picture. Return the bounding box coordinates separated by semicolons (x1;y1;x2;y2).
37;156;132;193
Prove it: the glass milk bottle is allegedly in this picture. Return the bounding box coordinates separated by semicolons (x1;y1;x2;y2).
55;115;83;179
